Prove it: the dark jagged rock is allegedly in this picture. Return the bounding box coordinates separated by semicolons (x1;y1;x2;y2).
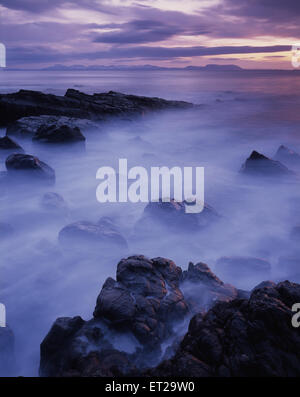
241;150;294;177
216;256;271;289
180;262;238;312
135;199;220;236
0;326;16;376
274;145;300;167
94;256;188;347
33;124;85;143
252;280;276;291
0;136;24;152
5;153;55;184
39;316;136;377
0;89;193;126
148;281;300;377
6;115;98;138
58;220;128;251
39;256;244;377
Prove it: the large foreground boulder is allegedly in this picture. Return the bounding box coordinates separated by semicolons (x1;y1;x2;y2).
39;256;242;377
241;150;293;177
0;89;193;126
5;153;55;184
149;281;300;377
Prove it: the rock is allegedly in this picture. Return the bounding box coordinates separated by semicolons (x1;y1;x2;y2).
5;153;55;184
0;136;24;152
94;256;189;347
41;255;291;377
58;220;128;251
216;256;271;289
40;192;67;213
180;262;238;312
33;124;85;143
39;316;136;377
0;326;16;376
135;199;220;236
148;281;300;377
0;222;14;239
252;280;276;291
274;145;300;167
6;115;97;138
0;89;193;126
241;150;294;177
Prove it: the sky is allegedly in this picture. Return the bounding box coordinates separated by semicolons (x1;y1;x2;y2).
0;0;299;69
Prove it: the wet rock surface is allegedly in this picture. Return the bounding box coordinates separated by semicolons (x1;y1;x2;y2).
148;281;300;377
0;89;193;126
241;150;294;177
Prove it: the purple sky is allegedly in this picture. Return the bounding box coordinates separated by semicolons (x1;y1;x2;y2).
0;0;298;69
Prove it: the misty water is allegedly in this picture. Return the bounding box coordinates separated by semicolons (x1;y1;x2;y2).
1;69;300;375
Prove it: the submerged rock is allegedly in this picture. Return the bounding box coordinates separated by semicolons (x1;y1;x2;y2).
33;124;85;143
0;136;24;152
216;256;271;289
40;192;68;213
274;145;300;167
58;220;128;251
149;281;300;377
135;199;220;237
0;89;193;126
241;150;293;177
5;153;55;184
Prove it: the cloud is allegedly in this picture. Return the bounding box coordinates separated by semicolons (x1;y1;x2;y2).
7;44;291;65
93;19;208;44
222;0;300;22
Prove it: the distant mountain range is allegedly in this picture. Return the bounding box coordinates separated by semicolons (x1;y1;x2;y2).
40;63;243;71
3;64;299;72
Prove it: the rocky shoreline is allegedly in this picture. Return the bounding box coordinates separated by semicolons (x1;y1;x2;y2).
1;89;300;377
39;255;300;377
